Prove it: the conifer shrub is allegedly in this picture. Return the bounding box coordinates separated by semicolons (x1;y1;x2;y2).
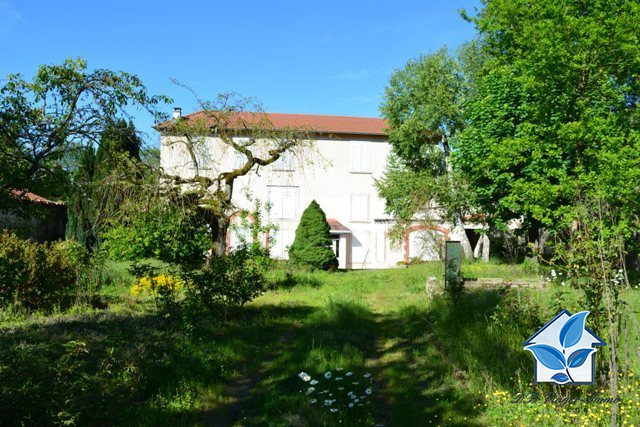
288;200;338;271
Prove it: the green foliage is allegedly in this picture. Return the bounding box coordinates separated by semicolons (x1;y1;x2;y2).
288;200;338;271
379;47;480;251
0;231;90;309
381;48;464;171
101;203;209;264
184;243;270;319
0;58;169;196
67;119;145;250
456;1;640;234
95;119;142;173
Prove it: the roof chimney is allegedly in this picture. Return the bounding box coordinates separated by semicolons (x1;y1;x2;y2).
172;107;182;120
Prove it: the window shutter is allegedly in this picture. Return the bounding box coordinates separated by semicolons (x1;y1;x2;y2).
351;142;361;171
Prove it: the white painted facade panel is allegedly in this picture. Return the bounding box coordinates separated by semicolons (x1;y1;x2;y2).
160;133;445;269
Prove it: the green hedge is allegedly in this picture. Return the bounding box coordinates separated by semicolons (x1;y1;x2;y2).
0;232;89;309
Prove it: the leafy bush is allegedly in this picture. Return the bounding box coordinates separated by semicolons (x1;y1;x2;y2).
0;231;90;309
185;243;270;320
288;200;338;271
130;274;184;317
101;206;209;263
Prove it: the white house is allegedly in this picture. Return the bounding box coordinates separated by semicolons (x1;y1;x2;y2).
159;110;483;269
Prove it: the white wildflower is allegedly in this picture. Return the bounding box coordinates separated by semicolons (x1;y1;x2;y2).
349;403;354;408
335;377;343;381
324;371;332;379
345;371;353;376
330;408;338;413
310;399;317;404
365;388;372;395
363;373;371;378
298;372;311;381
305;387;316;395
352;382;359;385
338;387;344;390
310;380;318;385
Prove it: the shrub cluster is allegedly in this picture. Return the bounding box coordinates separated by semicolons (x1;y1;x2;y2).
184;243;271;320
101;207;209;263
0;231;90;309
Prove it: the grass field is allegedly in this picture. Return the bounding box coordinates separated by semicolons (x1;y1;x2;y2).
0;261;638;426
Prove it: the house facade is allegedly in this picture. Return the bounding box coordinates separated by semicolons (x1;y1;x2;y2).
159;111;477;269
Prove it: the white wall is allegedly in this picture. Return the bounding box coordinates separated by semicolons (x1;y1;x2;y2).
160;133;444;268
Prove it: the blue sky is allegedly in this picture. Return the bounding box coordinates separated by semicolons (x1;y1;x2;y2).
0;0;479;144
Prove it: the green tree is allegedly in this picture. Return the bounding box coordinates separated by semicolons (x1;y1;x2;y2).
288;200;338;271
379;46;482;258
95;119;142;175
454;3;640;423
0;58;169;199
67;120;145;250
456;1;640;239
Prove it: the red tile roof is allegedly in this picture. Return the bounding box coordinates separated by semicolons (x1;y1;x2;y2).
157;111;387;137
327;219;350;233
9;190;64;206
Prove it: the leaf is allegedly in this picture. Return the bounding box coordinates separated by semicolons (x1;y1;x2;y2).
525;344;566;370
559;311;589;348
551;373;570;384
567;348;595;368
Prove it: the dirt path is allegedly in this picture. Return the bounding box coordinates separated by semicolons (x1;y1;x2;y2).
206;326;298;426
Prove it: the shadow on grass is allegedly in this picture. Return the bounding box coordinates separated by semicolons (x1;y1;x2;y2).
196;289;528;426
1;289;530;426
0;304;313;426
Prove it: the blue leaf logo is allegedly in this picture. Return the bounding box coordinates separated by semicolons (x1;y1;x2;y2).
559;311;589;348
551;373;570;384
525;344;566;370
567;348;595;368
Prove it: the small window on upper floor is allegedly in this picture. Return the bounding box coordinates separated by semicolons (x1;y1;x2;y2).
191;142;211;171
233;150;246;169
273;150;294;171
350;141;371;173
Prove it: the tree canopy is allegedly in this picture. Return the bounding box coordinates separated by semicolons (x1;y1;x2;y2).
455;1;640;234
0;58;169;198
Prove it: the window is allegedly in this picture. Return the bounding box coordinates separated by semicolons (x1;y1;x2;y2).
350;194;369;222
273;151;294;171
233;151;246;169
270;228;295;259
268;186;298;219
191;142;211;170
350;141;371;173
